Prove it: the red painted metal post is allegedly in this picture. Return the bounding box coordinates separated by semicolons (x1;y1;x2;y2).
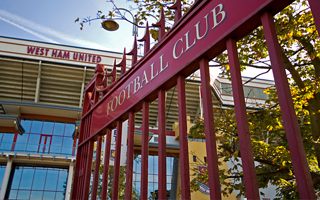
77;117;88;199
227;38;260;199
125;112;135;199
138;23;150;55
177;76;191;200
11;132;18;151
83;140;94;200
261;12;316;199
140;102;149;200
43;136;47;153
72;135;77;156
73;105;92;199
112;121;123;200
153;9;166;41
158;89;167;200
308;0;320;35
76;145;83;198
81;144;88;199
79;150;85;196
101;130;112;200
72;147;80;198
81;118;91;198
199;58;221;200
91;136;102;200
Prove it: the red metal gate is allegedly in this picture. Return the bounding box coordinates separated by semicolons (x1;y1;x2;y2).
72;0;320;199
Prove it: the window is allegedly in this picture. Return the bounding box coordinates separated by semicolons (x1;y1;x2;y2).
0;133;14;151
193;155;197;162
243;86;268;99
220;82;268;100
0;165;6;190
7;166;68;200
220;82;232;95
13;120;75;156
133;155;177;199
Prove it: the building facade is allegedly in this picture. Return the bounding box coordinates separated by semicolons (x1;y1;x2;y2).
0;36;125;200
1;36;275;199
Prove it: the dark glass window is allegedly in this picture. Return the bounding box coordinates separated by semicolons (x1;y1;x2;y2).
7;166;68;200
243;86;268;99
220;82;233;95
193;155;197;162
133;155;176;199
0;133;14;151
13;120;75;156
220;82;268;100
30;121;43;133
0;165;6;190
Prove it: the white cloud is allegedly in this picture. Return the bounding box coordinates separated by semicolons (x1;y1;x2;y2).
0;15;58;43
0;9;109;50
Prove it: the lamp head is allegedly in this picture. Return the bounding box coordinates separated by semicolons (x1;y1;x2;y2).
101;19;119;31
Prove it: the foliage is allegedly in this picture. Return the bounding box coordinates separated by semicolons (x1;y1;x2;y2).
188;1;320;194
75;0;191;40
93;165;139;199
191;0;320;198
190;98;320;199
80;0;320;198
131;0;191;25
188;118;206;139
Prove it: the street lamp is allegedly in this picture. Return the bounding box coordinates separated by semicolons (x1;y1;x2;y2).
101;19;119;32
101;7;138;36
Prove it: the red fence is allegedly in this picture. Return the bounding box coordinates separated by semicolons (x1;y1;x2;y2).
72;0;320;199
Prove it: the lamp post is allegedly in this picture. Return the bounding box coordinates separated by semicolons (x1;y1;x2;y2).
101;7;138;36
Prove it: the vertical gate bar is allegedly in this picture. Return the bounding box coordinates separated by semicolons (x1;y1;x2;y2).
83;140;94;200
72;134;77;156
308;0;320;35
79;151;84;199
226;38;260;199
91;136;102;200
177;76;191;200
199;58;222;200
112;121;123;200
73;87;90;200
80;145;86;199
11;132;18;151
125;112;135;200
72;147;80;199
101;130;112;200
261;12;316;199
79;117;89;198
81;144;89;199
141;102;149;200
74;116;88;199
158;89;167;200
77;148;84;199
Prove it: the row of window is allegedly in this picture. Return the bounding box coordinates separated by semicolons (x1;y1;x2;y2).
0;120;76;156
0;165;68;200
220;82;269;100
132;155;176;199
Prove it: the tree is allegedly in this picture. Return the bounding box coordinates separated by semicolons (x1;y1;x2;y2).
93;165;140;199
189;1;320;198
79;0;320;198
75;0;191;39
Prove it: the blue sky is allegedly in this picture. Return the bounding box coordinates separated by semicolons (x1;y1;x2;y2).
0;0;138;52
0;0;274;80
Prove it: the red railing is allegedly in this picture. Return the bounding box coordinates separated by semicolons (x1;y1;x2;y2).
72;0;320;199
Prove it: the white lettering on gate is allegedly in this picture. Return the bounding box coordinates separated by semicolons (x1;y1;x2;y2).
106;3;227;117
173;3;226;60
106;54;169;116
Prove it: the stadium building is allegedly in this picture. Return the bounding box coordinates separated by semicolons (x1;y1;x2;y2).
0;36;274;199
